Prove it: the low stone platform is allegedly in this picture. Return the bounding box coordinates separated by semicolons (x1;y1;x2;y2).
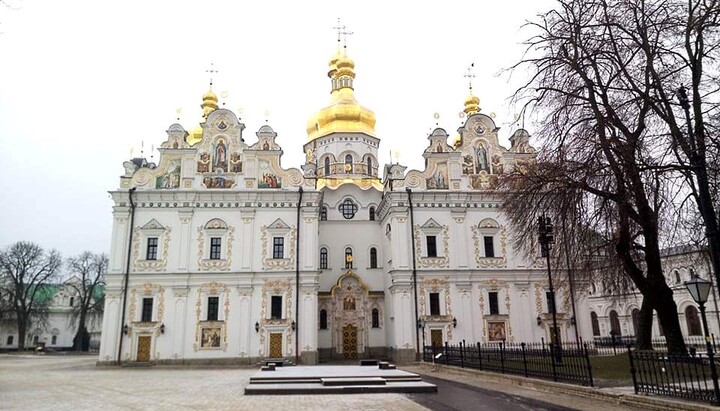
244;365;437;395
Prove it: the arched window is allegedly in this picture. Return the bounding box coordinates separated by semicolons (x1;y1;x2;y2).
674;270;681;284
686;306;702;336
367;157;373;176
369;206;375;221
320;206;328;221
319;247;328;269
609;310;622;336
345;154;353;172
631;309;640;335
324;157;331;176
345;247;353;269
591;312;600;336
319;309;328;330
372;308;380;328
369;247;378;268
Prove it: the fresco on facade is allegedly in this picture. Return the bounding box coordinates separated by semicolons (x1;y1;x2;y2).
488;321;507;341
203;175;235;189
426;163;448;189
155;160;181;189
197;152;210;173
200;326;221;348
229;153;243;173
213;138;228;172
475;144;490;173
259;173;281;188
462;154;474;175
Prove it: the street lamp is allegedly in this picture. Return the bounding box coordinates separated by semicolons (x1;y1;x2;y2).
685;276;720;404
538;215;561;364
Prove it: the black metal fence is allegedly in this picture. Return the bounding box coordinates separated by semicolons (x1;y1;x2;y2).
423;340;594;387
629;346;720;405
589;335;716;356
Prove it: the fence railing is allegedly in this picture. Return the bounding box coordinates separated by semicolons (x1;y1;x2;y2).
629;346;720;405
589;335;716;356
423;340;594;387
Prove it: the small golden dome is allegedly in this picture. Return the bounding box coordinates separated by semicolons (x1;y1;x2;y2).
187;124;203;146
464;93;480;115
306;49;375;140
201;89;218;118
451;133;462;148
328;48;342;78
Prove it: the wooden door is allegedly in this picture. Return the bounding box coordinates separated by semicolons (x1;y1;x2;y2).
269;333;283;358
343;324;357;359
430;329;443;348
136;335;151;362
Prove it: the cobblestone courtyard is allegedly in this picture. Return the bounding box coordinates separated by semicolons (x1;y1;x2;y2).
0;355;428;411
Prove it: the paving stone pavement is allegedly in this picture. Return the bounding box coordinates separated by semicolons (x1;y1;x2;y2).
0;355;428;411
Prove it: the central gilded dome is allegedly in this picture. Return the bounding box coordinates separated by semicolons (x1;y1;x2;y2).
306;49;376;140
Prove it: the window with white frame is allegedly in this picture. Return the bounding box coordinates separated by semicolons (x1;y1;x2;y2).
320;247;328;269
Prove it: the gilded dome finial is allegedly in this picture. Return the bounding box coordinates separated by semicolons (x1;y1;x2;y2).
201;63;219;119
306;24;375;140
463;63;480;115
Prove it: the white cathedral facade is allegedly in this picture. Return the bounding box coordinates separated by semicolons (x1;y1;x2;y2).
98;48;594;365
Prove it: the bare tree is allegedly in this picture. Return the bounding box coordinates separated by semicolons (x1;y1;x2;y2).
504;0;720;353
0;242;61;350
66;252;107;351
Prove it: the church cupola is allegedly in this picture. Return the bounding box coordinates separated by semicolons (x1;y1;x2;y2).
463;63;480;116
306;37;376;141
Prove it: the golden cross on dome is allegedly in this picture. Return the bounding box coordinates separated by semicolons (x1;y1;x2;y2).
464;63;476;92
206;63;219;88
333;18;353;49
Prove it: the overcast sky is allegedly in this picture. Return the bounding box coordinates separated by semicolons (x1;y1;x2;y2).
0;0;555;258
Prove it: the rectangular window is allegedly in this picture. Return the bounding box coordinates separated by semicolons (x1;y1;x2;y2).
141;298;153;322
546;291;555;313
319;310;328;330
372;309;380;328
488;292;499;315
484;236;495;258
207;296;219;321
429;292;440;316
271;295;283;319
426;236;437;257
210;237;222;260
6;335;13;346
51;335;57;345
320;249;328;269
273;237;284;259
146;237;158;260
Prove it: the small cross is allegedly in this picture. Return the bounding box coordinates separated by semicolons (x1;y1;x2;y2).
464;63;476;92
206;63;219;88
333;18;344;44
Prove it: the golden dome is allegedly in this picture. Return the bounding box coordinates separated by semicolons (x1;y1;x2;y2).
306;49;376;140
187;124;203;146
464;93;480;115
451;133;462;148
201;89;218;118
328;48;342;78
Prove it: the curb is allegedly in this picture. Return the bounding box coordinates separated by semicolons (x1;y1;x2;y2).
411;363;715;411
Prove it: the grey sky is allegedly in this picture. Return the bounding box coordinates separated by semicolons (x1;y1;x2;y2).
0;0;554;257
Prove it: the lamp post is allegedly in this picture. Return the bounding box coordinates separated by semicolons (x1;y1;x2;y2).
685;276;720;404
417;319;426;360
538;215;561;364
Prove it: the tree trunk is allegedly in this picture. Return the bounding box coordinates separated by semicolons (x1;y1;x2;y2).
636;297;654;350
655;292;687;354
74;311;87;352
16;315;26;351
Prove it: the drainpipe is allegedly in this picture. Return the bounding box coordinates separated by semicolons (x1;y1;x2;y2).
295;187;303;364
406;188;420;360
117;187;136;365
